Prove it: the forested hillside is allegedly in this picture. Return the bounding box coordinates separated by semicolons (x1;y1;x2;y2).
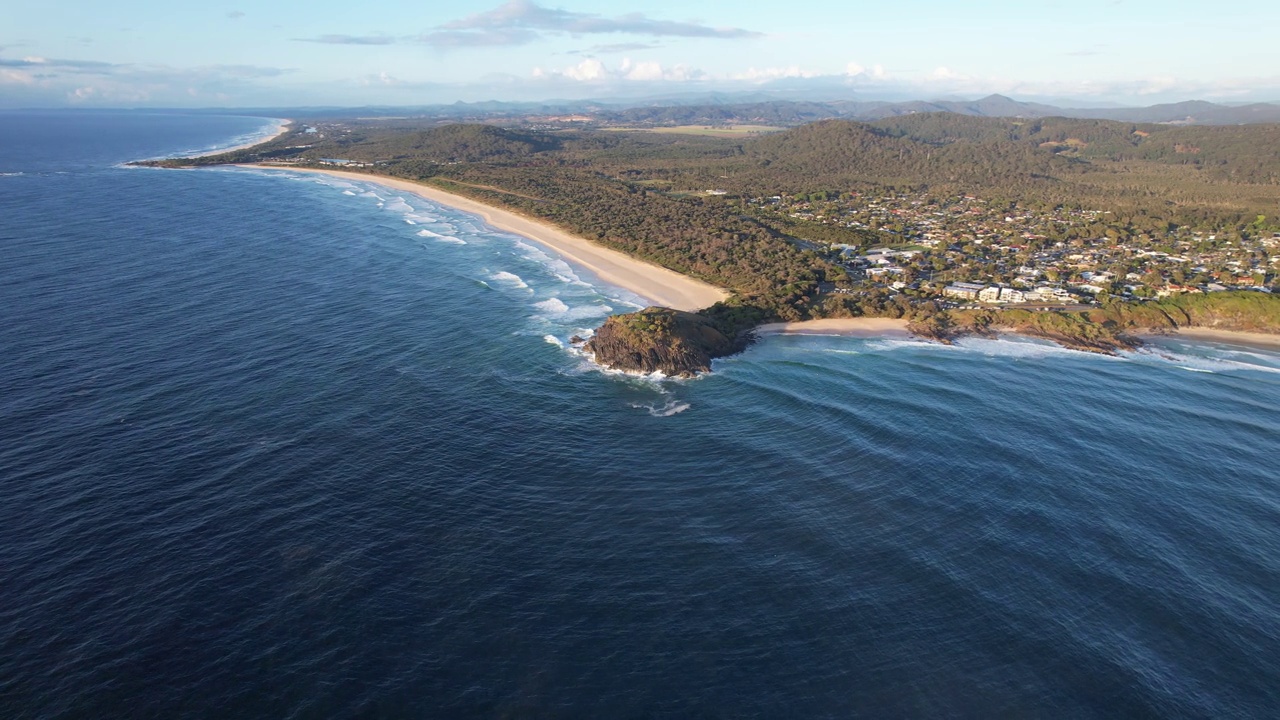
872;114;1280;183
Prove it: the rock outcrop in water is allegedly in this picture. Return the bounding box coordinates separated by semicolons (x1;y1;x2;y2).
586;307;742;377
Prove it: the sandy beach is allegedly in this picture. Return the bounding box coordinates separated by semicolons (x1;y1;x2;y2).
756;317;912;338
1143;327;1280;349
192;120;291;158
241;165;729;312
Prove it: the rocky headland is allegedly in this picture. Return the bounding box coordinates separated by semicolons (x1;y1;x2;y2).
585;307;747;378
586;292;1280;376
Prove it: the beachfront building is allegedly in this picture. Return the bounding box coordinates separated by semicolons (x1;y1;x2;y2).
1002;288;1027;303
1027;286;1073;302
943;282;985;301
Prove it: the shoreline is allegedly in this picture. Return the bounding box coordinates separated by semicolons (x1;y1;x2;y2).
1141;327;1280;350
759;319;1280;354
238;165;729;312
190;119;291;158
756;317;912;338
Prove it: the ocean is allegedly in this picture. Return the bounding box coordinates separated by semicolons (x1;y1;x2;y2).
2;111;1278;718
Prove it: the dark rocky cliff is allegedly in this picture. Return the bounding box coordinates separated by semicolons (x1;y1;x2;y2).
586;307;743;377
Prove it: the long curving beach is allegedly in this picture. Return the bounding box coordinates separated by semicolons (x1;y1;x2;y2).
195;120;291;158
242;165;729;312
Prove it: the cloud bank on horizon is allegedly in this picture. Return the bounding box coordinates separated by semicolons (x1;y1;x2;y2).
2;0;1279;108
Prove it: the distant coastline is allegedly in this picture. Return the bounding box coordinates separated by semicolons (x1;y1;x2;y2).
133;123;1280;375
239;164;729;313
188;120;291;159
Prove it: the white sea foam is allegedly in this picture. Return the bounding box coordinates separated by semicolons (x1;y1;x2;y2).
572;351;693;383
567;305;613;321
543;335;565;348
0;172;23;177
861;337;946;353
867;332;1279;374
534;298;571;314
603;293;649;311
1217;348;1280;364
490;271;529;289
319;179;359;191
531;298;613;322
342;190;356;196
860;334;1117;361
631;400;692;417
1123;346;1280;375
418;229;467;244
513;240;543;256
384;199;414;214
511;240;594;288
958;335;1111;360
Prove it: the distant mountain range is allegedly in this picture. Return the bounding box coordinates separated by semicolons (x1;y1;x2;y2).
198;94;1280;126
1063;99;1280;125
592;95;1280;127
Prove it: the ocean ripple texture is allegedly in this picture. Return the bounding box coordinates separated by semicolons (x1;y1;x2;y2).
2;111;1279;719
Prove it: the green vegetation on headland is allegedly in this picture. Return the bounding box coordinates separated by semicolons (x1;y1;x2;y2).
136;114;1280;374
909;292;1280;353
585;307;743;377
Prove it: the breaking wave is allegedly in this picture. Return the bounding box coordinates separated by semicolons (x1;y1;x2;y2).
490;271;529;289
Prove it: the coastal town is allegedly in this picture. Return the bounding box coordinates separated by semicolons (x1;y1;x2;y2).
745;190;1279;307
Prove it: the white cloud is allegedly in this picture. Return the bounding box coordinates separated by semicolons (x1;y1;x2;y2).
0;51;295;107
564;58;608;81
619;59;663;81
930;66;964;81
731;66;819;82
434;0;762;45
299;1;762;49
0;69;36;85
359;71;400;86
536;57;705;83
845;62;888;80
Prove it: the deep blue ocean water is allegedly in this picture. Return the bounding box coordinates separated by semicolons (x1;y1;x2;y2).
2;111;1279;718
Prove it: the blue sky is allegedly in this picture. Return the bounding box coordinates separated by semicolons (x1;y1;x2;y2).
3;0;1279;107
